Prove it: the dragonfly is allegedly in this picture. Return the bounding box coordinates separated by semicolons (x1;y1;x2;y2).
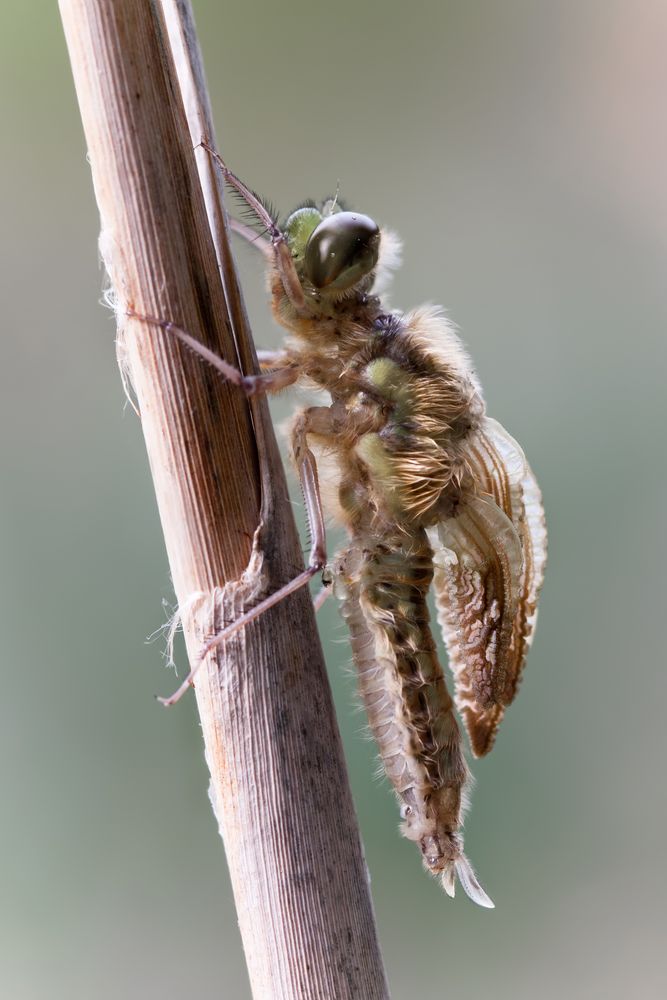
138;146;547;908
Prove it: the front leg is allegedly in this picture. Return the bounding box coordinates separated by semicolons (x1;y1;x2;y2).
200;142;309;315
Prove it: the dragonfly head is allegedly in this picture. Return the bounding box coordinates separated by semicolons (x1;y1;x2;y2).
285;202;380;294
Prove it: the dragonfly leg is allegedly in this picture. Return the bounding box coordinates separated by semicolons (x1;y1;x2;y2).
157;564;321;706
256;349;290;371
229;217;272;258
312;583;331;613
127;308;299;396
290;407;329;572
199;141;308;314
158;406;332;706
290;406;342;616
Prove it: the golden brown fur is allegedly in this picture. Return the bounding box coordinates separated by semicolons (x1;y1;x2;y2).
257;214;545;905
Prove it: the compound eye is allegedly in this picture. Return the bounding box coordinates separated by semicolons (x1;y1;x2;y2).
304;212;380;291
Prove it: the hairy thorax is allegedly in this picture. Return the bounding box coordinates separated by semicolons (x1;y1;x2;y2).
271;271;485;531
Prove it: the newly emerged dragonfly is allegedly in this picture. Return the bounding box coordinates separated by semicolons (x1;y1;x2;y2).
142;148;547;908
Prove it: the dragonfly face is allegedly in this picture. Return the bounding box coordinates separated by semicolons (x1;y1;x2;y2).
284;205;381;293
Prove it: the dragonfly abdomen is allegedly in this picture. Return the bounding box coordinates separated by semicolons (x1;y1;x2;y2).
336;530;470;884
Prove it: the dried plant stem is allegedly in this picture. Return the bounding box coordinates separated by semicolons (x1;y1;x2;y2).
59;1;389;997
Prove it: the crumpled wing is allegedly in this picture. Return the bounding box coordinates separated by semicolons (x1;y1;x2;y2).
429;418;547;756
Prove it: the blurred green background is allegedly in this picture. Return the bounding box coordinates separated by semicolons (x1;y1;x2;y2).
1;1;665;997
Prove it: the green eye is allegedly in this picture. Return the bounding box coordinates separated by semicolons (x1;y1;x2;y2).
304;212;380;291
284;207;322;262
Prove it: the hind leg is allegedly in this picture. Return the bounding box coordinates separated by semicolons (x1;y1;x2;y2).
158;405;339;705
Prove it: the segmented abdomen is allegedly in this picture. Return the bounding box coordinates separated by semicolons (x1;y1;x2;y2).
335;528;469;879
